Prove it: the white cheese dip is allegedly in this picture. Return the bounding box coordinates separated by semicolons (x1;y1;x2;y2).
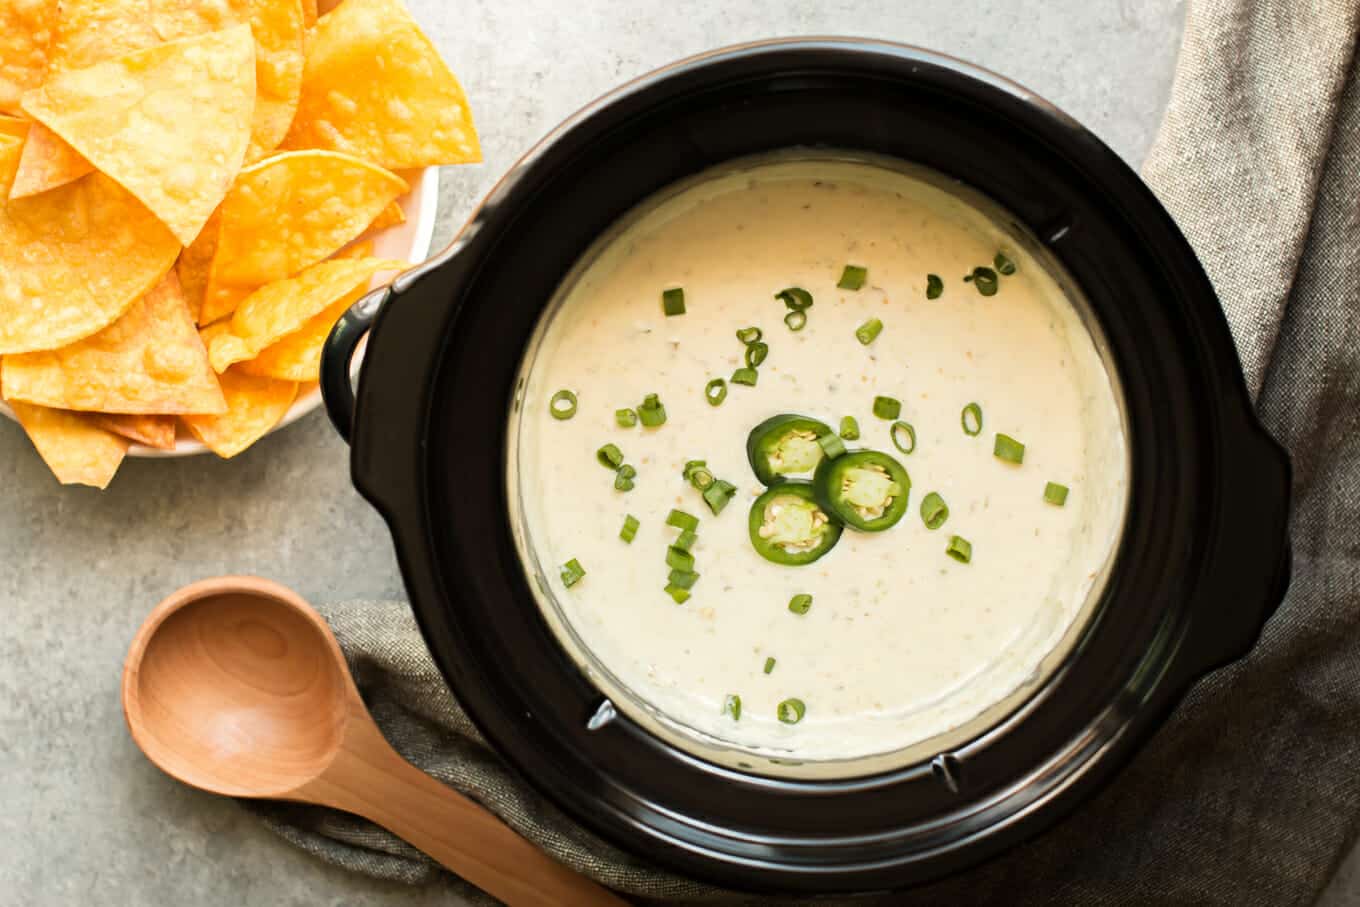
511;156;1127;766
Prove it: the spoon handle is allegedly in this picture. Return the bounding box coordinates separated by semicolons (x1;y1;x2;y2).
305;718;630;907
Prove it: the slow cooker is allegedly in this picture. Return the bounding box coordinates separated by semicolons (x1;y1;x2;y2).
319;39;1291;893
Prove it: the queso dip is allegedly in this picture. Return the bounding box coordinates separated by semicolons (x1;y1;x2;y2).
511;156;1127;765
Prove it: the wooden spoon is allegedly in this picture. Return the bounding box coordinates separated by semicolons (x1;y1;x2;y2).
121;576;628;907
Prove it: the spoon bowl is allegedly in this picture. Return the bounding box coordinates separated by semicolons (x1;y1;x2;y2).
122;576;626;907
125;578;350;798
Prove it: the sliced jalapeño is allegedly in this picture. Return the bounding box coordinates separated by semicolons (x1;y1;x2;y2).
748;481;843;566
746;414;834;486
813;449;911;532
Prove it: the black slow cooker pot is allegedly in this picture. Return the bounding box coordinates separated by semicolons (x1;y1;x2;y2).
319;39;1291;893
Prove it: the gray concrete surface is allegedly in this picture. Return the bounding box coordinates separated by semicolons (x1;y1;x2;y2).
0;1;1213;903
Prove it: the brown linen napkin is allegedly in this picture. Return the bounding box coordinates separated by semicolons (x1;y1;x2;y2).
250;1;1360;902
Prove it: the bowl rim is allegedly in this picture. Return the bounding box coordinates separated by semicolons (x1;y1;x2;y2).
0;165;440;458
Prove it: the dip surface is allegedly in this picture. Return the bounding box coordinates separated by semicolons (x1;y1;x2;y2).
512;157;1127;764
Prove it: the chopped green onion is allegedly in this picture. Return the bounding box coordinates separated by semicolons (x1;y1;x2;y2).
615;408;637;428
817;432;845;460
763;656;776;674
664;584;691;604
745;341;769;368
638;393;667;427
559;558;586;587
855;318;883;345
666;546;695;572
702;479;737;515
596;443;624;470
731;367;759;386
788;593;812;615
661;287;686;316
723;694;742;720
682;460;715;490
674;529;698;552
964;266;999;296
890;421;916;455
775;287;813;310
549;389;577;420
994;252;1017;276
619;514;639;543
926;274;943;299
961;402;983;437
1044;482;1070;506
784;310;807;331
946;535;972;563
920;492;948;530
682;462;734;515
736;326;763;345
777;698;806;724
837;265;867;290
613;464;636;491
994;433;1025;464
839;416;860;440
666;509;700;532
668;568;699;589
705;378;727;406
873;395;901;420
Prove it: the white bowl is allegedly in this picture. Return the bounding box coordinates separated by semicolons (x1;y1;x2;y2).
0;166;440;458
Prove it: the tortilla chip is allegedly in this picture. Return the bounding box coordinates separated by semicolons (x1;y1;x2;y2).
301;0;318;26
239;269;367;382
47;0;244;73
2;272;226;413
238;239;375;381
281;0;480;169
9;122;92;198
0;114;30;140
177;208;221;324
197;319;231;349
197;283;251;328
364;200;406;235
210;149;406;287
46;0;296;164
181;367;296;458
22;25;257;245
200;149;406;323
47;0;155;72
10;401;128;487
0;0;57;115
35;0;245;202
0;134;21;189
207;256;404;372
0;141;180;355
334;238;374;260
243;0;305;162
93;413;176;450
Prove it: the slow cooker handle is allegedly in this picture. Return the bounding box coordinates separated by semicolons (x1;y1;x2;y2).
320;284;391;444
1170;423;1292;686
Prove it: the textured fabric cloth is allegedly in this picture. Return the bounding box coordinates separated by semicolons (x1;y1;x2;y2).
251;1;1360;902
